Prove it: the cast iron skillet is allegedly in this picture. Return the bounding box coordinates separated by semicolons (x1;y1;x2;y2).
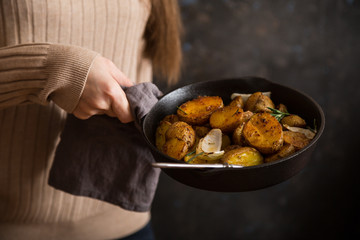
142;77;325;192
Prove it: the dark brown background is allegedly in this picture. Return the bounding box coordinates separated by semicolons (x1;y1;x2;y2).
152;0;360;239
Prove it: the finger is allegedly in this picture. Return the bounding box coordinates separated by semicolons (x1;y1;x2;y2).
73;101;100;119
72;110;92;120
110;85;134;123
104;109;116;117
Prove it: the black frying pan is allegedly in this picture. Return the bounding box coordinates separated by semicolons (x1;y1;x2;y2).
142;77;325;192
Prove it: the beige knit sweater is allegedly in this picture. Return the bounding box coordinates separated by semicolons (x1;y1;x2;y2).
0;0;154;239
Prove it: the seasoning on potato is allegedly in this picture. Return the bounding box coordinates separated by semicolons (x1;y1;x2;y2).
243;113;283;154
177;96;224;125
209;106;243;133
155;91;316;166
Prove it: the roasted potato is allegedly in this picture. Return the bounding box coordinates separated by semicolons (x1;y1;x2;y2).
162;138;188;160
240;110;254;123
224;145;242;152
229;96;244;109
162;114;179;124
209;106;243;133
232;122;245;146
165;121;196;148
243;113;283;154
177;96;224;125
194;126;211;138
231;110;254;145
277;103;288;113
265;144;296;163
155;121;172;151
283;131;311;150
221;134;231;150
222;147;263;166
281;115;306;128
244;92;275;113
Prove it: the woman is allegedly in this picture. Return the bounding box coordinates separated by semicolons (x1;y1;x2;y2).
0;0;182;239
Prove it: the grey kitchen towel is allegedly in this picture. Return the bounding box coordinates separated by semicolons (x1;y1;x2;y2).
48;82;163;212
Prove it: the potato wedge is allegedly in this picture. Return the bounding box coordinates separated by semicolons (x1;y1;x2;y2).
281;115;306;128
232;122;245;146
165;121;196;148
243;113;283;154
162;138;188;160
232;111;254;146
265;144;296;163
209;106;243;133
222;147;263;166
221;134;231;150
155;121;172;151
162;114;179;124
177;96;224;125
244;92;275;113
277;103;288;113
229;96;244;109
194;126;211;138
283;131;311;150
224;145;242;153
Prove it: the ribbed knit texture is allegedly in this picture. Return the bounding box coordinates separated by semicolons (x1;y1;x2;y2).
0;0;152;239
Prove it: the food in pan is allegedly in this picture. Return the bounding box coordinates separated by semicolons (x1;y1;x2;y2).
155;92;317;166
177;96;223;125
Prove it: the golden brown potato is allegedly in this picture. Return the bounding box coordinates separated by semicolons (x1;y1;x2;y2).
194;126;211;138
281;115;306;128
231;110;254;146
277;103;288;113
232;122;245;146
240;110;254;123
162;138;188;160
177;96;224;125
209;106;243;133
224;145;242;153
162;114;179;124
265;144;296;163
283;131;311;150
221;134;231;150
222;147;263;166
155;121;172;151
165;121;196;148
243;113;284;154
229;96;244;109
244;92;275;113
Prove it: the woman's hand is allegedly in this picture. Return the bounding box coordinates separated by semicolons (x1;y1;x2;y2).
73;56;134;123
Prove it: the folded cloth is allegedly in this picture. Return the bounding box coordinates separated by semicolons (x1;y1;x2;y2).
48;82;163;212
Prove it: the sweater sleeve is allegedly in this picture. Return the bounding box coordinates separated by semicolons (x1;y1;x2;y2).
0;43;99;113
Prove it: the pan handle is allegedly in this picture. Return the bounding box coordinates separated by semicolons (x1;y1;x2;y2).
152;162;243;169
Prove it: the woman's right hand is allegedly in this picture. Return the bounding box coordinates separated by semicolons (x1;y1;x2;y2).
73;56;134;123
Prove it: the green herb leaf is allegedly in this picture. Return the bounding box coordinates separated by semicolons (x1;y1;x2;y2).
177;106;188;115
185;150;196;157
232;108;240;116
267;107;290;122
186;152;204;163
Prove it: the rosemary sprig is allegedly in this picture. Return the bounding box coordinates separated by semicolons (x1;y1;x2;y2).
177;106;188;115
267;107;290;122
185;150;196;157
232;108;240;116
186;152;204;163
